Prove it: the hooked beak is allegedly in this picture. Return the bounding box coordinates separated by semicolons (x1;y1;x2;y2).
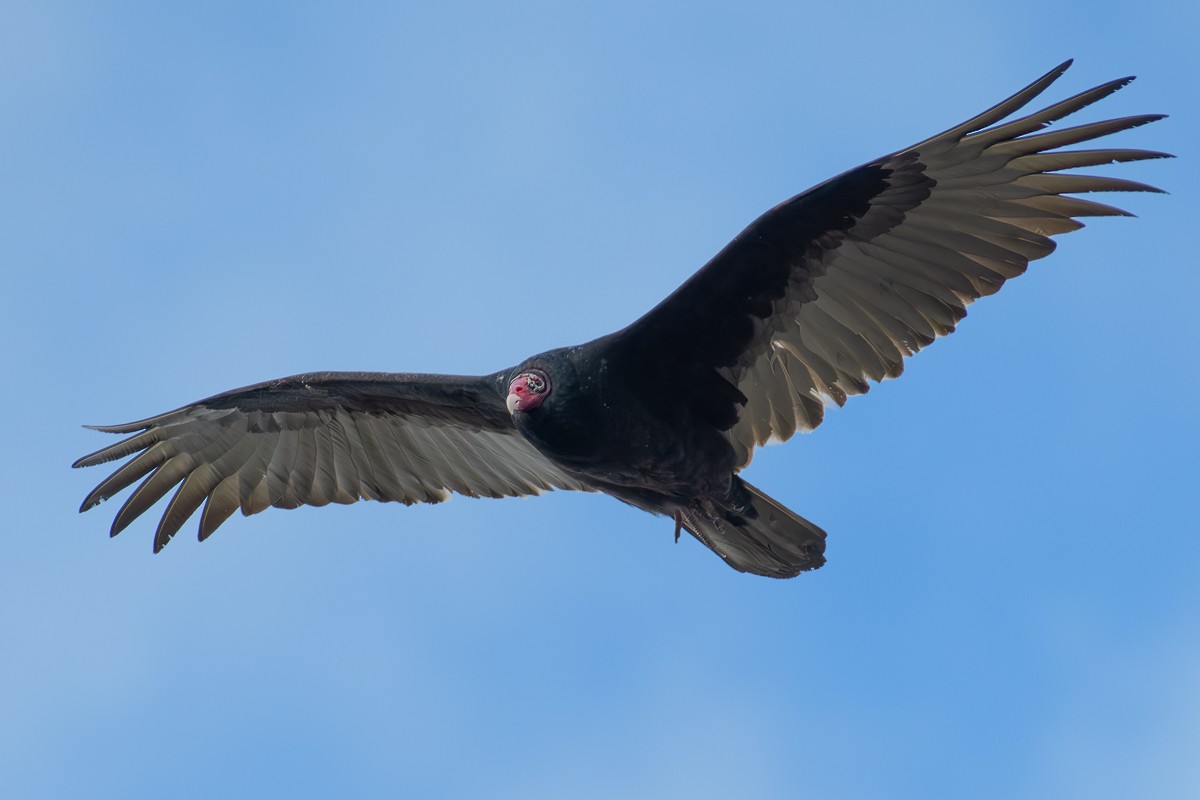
506;392;520;414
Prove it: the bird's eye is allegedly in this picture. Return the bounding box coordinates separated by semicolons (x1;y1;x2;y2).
525;374;545;393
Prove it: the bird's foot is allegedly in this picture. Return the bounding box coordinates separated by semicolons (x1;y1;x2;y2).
673;510;683;544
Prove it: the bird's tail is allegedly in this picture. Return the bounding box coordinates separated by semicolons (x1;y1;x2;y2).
681;480;826;578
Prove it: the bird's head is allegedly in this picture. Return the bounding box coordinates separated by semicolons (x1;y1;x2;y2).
506;369;550;414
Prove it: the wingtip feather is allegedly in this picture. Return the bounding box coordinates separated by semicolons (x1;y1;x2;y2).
83;421;152;434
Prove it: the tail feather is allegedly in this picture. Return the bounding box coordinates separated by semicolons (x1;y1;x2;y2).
681;480;826;578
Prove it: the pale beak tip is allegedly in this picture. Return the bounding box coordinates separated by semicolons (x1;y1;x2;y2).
506;393;520;414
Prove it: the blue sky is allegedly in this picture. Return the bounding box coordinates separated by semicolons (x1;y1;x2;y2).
3;2;1197;798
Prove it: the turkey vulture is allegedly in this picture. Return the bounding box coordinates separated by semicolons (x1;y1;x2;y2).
74;61;1168;578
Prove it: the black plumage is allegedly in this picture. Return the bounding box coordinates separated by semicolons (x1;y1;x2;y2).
74;61;1169;577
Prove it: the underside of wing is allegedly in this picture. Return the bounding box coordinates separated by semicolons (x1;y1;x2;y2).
610;61;1168;469
74;371;587;551
728;62;1169;464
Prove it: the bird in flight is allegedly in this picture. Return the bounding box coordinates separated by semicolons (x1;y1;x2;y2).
74;60;1168;578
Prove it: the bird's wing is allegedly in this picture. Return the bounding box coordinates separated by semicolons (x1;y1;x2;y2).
74;371;588;550
607;60;1170;467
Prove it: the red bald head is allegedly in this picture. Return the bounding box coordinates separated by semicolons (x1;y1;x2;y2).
506;369;550;414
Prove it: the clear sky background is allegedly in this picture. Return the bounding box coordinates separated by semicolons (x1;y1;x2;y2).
3;2;1196;798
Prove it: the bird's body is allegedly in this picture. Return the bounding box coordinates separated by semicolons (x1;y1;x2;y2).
510;343;734;508
75;61;1169;577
